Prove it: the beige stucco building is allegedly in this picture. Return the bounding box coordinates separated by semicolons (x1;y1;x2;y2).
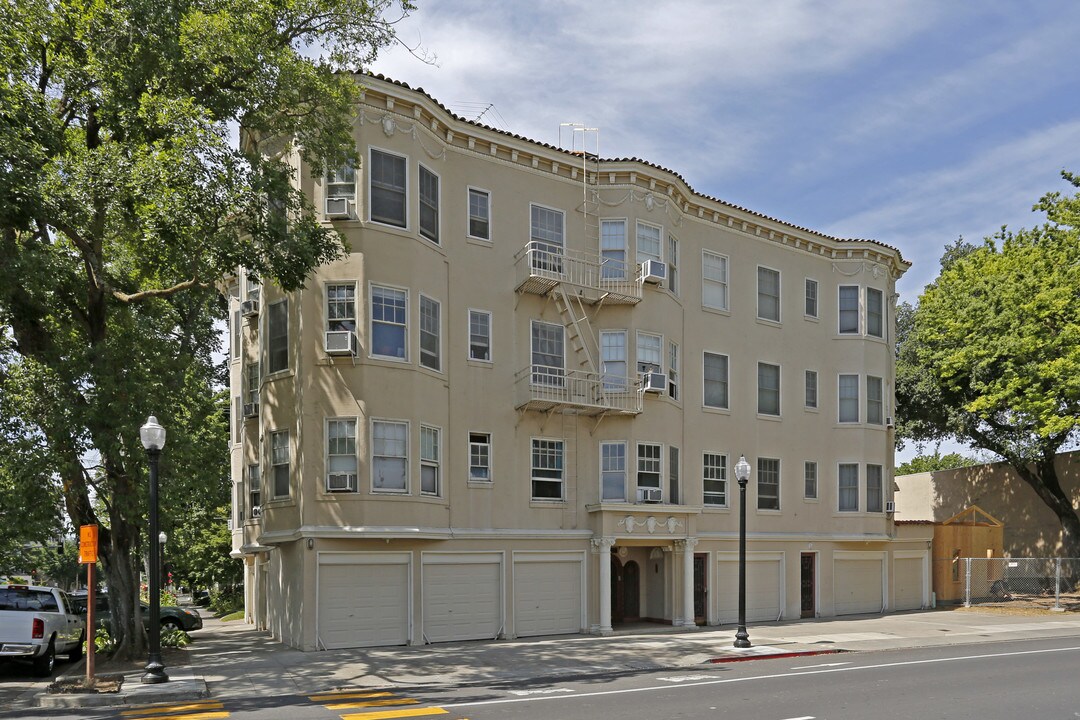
228;74;928;651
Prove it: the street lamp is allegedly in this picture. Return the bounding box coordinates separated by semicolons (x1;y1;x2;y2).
140;416;169;684
733;454;752;649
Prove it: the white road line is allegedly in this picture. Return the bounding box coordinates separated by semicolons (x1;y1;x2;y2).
782;716;816;720
658;675;719;683
790;662;851;670
507;688;574;696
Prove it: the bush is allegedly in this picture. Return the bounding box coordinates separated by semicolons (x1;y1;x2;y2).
93;626;116;654
140;587;178;607
209;586;243;616
161;629;191;647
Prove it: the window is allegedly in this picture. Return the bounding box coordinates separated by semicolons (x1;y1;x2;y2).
600;219;627;279
951;549;962;582
636;221;661;263
757;457;780;510
637;443;661;489
370;148;407;227
419;294;441;371
326;283;356;332
668;341;679;400
866;464;883;513
469;309;491;361
839;285;859;334
531;438;564;500
838;463;859;511
247;464;261;517
530;204;564;272
419;164;439;243
757;266;780;322
267;299;288;373
600;330;627;390
246;362;260;406
702;250;729;311
805;370;818;409
804;461;818;499
373;420;408;491
468;188;490;240
839;374;860;423
421;425;440;495
703;453;727;507
245;272;261;304
636;332;662;375
271;430;290;499
233;396;241;444
669;446;680;505
531;320;564;386
231;310;240;360
703;352;729;409
371;285;407;360
469;432;491;482
601;441;627;501
327;161;356;200
758;362;780;416
326;419;358;492
866;376;884;425
805;278;818;318
667;234;679;294
867;288;884;338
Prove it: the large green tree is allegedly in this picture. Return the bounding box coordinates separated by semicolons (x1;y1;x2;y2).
896;174;1080;557
0;0;411;657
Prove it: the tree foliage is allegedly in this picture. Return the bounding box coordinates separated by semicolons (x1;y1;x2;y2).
896;452;981;477
0;0;411;657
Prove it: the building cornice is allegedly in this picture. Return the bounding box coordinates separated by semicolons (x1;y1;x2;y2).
257;526;595;544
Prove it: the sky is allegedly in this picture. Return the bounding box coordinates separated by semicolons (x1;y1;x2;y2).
370;0;1080;303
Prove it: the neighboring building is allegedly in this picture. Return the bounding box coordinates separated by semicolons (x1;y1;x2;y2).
895;507;1005;604
228;74;926;651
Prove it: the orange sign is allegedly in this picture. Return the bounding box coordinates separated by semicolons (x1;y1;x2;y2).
79;525;98;564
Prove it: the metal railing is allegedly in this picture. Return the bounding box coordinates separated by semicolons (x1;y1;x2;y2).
514;241;642;303
514;364;642;415
962;557;1080;610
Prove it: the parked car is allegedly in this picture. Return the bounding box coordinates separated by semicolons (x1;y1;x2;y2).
70;594;202;633
0;584;86;676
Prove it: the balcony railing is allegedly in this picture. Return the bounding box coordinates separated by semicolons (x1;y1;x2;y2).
514;241;642;304
515;365;642;415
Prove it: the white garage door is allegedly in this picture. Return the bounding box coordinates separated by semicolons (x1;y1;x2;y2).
317;552;409;649
717;555;783;624
514;555;583;637
893;556;925;611
834;557;884;615
422;554;502;643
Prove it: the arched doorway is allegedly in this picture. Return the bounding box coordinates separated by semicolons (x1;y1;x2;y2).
610;557;641;624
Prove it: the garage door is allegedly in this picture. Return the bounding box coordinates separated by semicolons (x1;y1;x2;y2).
834;555;884;615
893;555;925;611
514;554;583;637
422;553;502;643
317;552;409;649
717;554;783;624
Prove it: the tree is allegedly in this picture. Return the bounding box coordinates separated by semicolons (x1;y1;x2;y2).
0;0;412;657
896;174;1080;556
896;451;980;477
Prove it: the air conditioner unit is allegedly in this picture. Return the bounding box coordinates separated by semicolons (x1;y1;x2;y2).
325;330;358;356
642;372;666;393
885;416;895;429
242;402;259;418
325;196;354;219
641;259;667;284
885;500;896;514
241;299;260;318
637;487;663;503
326;473;357;492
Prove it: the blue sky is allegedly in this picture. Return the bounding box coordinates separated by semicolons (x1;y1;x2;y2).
372;0;1080;303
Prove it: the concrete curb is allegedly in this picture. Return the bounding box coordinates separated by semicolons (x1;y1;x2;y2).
36;677;208;709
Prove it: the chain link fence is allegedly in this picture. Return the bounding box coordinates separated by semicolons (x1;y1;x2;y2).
962;558;1080;610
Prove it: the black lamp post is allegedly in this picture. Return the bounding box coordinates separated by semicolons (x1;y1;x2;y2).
733;454;752;649
140;416;169;684
159;531;167;589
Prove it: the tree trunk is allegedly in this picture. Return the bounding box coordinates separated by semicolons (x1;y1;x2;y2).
1013;459;1080;559
103;527;147;661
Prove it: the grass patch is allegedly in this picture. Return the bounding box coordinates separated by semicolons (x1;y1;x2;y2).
220;610;245;622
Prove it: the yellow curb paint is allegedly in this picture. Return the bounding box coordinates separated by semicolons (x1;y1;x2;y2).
340;707;449;720
309;691;395;701
117;713;228;720
120;702;224;715
327;698;420;710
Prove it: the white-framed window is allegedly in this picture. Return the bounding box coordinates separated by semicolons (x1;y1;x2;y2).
246;362;260;406
530;204;564;272
370;285;407;360
867;288;884;338
326;418;358;492
270;429;290;499
419;164;439;244
703;351;729;409
805;370;818;409
703;452;727;507
636;221;662;264
838;285;859;334
805;278;818;318
267;299;288;374
866;464;883;513
601;441;627;501
866;375;884;425
669;446;680;505
232;309;240;360
468;187;491;240
247;464;261;517
531;438;564;500
838;463;859;511
531;320;565;387
419;294;441;372
637;442;662;490
372;419;408;492
758;362;781;416
600;330;628;390
469;432;491;482
668;340;679;400
667;234;679;294
702;250;729;311
757;457;780;510
600;219;627;280
469;309;491;362
420;425;440;496
757;266;781;322
233;396;241;444
326;282;357;332
245;271;261;304
327;161;356;200
804;461;818;499
369;148;407;228
636;331;662;375
838;373;860;423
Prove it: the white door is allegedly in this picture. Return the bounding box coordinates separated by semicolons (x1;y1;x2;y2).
717;554;783;624
514;555;583;637
317;552;409;649
422;554;502;643
834;556;884;615
893;556;925;611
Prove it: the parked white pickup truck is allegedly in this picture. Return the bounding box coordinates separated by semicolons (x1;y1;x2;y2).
0;584;86;676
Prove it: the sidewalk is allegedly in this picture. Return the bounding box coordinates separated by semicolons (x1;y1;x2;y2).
34;608;1080;710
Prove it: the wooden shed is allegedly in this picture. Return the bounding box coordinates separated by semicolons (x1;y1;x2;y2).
931;506;1005;603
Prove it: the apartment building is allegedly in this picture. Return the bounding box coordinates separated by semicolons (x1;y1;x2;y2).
228;74;929;651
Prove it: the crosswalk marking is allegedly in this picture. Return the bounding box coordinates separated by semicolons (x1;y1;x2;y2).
327;698;421;710
121;702;225;716
339;708;448;720
309;691;395;702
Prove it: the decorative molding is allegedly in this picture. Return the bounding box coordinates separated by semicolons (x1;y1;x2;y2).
591;536;616;553
619;515;684;534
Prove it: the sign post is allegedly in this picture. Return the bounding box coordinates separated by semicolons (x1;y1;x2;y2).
79;525;98;684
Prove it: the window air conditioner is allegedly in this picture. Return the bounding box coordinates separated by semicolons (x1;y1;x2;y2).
885;500;896;514
241;299;260;318
242;402;259;419
325;330;358;356
642;372;666;393
637;487;663;503
326;473;357;492
325;196;354;219
641;260;667;284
